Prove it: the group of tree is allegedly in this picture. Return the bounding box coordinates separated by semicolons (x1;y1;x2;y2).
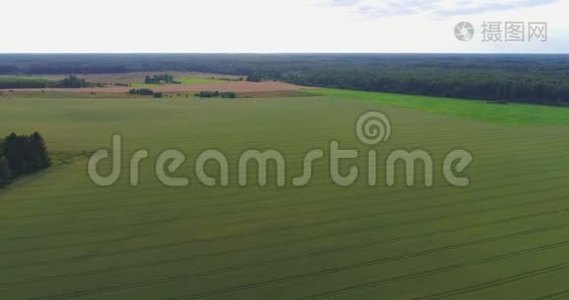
0;132;50;188
0;75;94;89
54;75;91;88
220;77;245;82
144;74;180;84
129;88;155;95
128;88;164;98
195;91;236;98
0;77;49;89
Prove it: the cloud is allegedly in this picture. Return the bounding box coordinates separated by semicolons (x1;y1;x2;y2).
326;0;559;17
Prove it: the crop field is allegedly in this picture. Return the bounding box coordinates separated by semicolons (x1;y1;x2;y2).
88;73;240;85
176;76;225;85
0;76;47;82
6;78;302;95
1;90;569;299
0;76;50;89
129;75;223;88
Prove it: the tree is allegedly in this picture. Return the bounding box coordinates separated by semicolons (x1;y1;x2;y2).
30;132;50;169
3;133;25;176
0;156;12;187
56;75;89;88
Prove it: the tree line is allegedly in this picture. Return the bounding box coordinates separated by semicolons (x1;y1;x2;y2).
0;77;50;89
195;91;236;98
0;75;95;89
0;132;50;187
128;88;164;98
275;69;569;105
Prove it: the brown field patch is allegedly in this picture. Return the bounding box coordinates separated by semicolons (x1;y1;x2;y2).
4;81;306;95
1;72;244;85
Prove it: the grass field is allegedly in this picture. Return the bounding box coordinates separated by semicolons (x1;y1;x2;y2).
176;76;226;85
0;76;44;81
130;76;224;88
317;88;569;125
1;90;569;299
0;76;49;85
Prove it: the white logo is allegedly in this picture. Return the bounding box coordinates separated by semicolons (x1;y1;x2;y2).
355;111;391;145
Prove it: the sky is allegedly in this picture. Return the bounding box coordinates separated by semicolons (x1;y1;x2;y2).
1;0;567;53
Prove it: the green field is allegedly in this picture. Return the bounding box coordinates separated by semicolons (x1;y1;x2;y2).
1;90;569;299
317;88;569;125
0;76;43;82
176;76;226;84
0;76;50;89
130;76;224;88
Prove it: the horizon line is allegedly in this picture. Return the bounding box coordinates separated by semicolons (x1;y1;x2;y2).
0;52;568;55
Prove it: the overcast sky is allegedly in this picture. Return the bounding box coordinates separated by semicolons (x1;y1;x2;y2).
1;0;567;53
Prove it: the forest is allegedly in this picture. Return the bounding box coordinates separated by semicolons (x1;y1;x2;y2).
0;54;568;105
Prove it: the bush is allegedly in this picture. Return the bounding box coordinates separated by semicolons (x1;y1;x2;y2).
196;91;220;98
221;92;236;98
128;88;154;96
153;92;164;98
195;91;237;98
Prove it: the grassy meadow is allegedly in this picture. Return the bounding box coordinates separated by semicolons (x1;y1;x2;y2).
0;76;50;88
176;76;226;85
0;76;47;82
317;88;569;125
1;90;569;299
130;75;225;88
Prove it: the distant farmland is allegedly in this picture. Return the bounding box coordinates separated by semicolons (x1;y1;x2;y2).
1;89;569;299
0;76;50;89
0;73;300;95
